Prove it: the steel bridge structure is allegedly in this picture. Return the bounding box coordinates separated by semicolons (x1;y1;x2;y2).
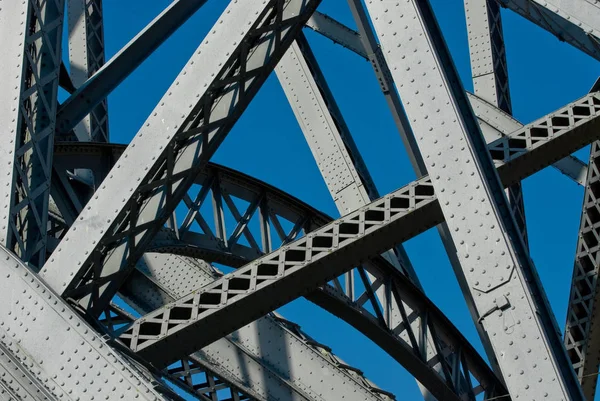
0;0;599;400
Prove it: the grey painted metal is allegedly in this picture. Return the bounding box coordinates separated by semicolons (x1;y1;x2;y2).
119;90;600;374
564;104;600;399
56;0;209;135
467;92;588;185
344;0;427;175
66;0;109;143
123;253;394;401
99;298;259;401
40;0;322;317
0;342;56;401
495;0;600;61
466;0;529;246
365;0;581;399
304;11;588;186
0;0;64;268
53;141;507;400
276;34;441;400
0;243;172;400
50;142;397;401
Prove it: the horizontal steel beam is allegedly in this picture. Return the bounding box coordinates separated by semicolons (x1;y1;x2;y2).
120;92;600;368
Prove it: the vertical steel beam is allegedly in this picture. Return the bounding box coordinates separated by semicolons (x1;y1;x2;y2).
0;0;64;268
56;0;210;135
363;1;583;399
465;0;528;245
67;0;109;142
40;0;322;317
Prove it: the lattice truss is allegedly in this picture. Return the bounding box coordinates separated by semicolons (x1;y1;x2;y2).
1;0;600;400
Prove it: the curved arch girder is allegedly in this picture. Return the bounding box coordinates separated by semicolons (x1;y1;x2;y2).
53;141;506;401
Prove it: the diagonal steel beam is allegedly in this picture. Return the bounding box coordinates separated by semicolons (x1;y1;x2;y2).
0;243;173;400
494;0;600;61
56;0;209;135
40;0;323;317
275;33;452;400
466;0;529;245
365;1;581;398
51;141;509;399
0;0;65;268
122;254;394;401
304;11;587;185
468;91;588;184
120;91;600;374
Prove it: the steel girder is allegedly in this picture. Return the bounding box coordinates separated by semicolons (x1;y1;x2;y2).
494;0;600;61
119;89;600;386
52;142;505;400
0;0;64;268
123;254;395;401
280;34;467;400
303;11;588;186
465;0;528;246
56;0;210;136
467;92;588;184
66;0;109;143
50;143;397;401
0;243;181;400
40;0;323;317
367;1;581;398
564;144;600;397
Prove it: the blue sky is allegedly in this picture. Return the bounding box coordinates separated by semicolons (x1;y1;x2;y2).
88;1;600;399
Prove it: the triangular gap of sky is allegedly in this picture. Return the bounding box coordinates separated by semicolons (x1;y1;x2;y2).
60;0;600;399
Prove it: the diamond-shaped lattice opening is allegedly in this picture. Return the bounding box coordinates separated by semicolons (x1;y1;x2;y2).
573;105;592;117
390;197;410;209
576;277;594;297
578;256;595;274
570;323;586;343
139;321;162;337
313;236;333;248
587;205;600;223
199;292;221;305
551;115;570;128
567;347;582;365
590;180;600;199
169;306;193;321
228;277;251;291
508;137;527;150
530;126;549;138
284;249;306;262
415;184;434;197
257;264;278;276
572;299;590;320
364;210;384;222
339;222;360;235
583;230;599;249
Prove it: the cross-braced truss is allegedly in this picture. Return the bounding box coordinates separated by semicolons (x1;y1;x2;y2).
1;0;599;400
